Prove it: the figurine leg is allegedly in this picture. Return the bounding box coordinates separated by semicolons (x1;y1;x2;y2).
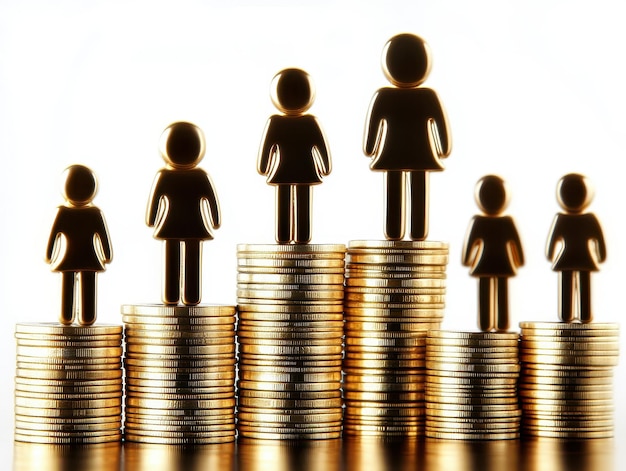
78;271;97;326
495;277;509;332
558;271;575;322
384;171;405;240
182;240;202;306
60;272;75;325
478;277;493;332
578;271;592;323
409;171;429;241
276;185;293;244
163;240;181;305
294;185;312;244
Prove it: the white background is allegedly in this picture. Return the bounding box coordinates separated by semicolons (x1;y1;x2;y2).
1;0;625;462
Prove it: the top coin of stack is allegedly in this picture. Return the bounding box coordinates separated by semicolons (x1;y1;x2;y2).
519;321;620;439
236;244;345;440
425;330;521;440
343;240;448;436
14;322;124;444
122;304;237;444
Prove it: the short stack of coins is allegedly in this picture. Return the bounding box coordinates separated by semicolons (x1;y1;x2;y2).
121;304;237;444
236;244;345;439
425;330;521;440
14;322;123;444
519;321;620;438
342;240;448;436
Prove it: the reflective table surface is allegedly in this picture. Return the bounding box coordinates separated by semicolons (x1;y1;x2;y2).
13;437;617;471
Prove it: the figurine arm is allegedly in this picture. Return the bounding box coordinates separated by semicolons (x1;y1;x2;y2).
45;209;62;263
363;91;385;157
312;117;331;176
591;217;607;263
257;118;277;176
201;174;221;230
97;212;113;264
426;89;452;158
146;172;165;227
461;219;480;267
545;216;561;261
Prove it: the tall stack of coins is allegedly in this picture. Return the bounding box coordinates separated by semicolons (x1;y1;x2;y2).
343;240;448;436
519;321;620;438
121;304;237;444
14;323;123;444
236;244;345;439
425;330;521;440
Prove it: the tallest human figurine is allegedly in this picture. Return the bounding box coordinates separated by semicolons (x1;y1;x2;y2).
363;33;452;241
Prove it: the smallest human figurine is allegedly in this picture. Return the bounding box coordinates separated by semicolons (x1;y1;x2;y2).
45;164;113;326
546;173;606;323
462;175;524;332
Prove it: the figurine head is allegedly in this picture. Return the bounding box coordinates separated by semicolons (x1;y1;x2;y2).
159;121;206;169
475;175;509;216
382;33;432;88
62;164;97;207
557;173;593;214
270;68;315;115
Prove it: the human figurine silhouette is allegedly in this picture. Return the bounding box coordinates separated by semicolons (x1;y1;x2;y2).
462;175;524;332
257;68;331;244
45;165;112;326
363;33;452;241
147;121;221;305
546;173;606;323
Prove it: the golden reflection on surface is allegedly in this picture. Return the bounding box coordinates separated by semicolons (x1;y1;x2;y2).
424;438;521;471
237;438;341;471
13;441;122;471
123;442;235;471
520;438;615;471
343;436;423;471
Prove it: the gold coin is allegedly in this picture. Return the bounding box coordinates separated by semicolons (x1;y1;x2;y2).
425;421;519;432
346;336;426;348
343;370;424;382
349;240;449;250
426;377;518;388
238;283;343;293
345;321;435;333
16;368;122;381
519;353;618;367
344;406;422;418
123;433;234;445
345;306;442;318
236;430;341;440
14;405;122;418
521;363;613;374
125;344;235;355
239;364;340;374
519;375;612;386
236;396;342;409
237;273;345;284
122;304;236;317
236;422;342;433
15;388;122;400
15;396;121;409
126;367;234;379
426;344;519;354
343;358;425;369
521;429;612;439
237;319;344;331
238;338;341;348
237;329;342;340
237;411;343;424
125;378;234;390
237;257;345;268
519;321;619;332
14;382;122;395
16;357;122;368
428;330;519;341
343;391;424;402
425;430;519;440
237;389;341;400
237;289;344;301
239;370;341;383
238;344;343;356
426;354;519;365
237;380;340;392
125;335;235;347
238;357;342;368
15;419;121;432
237;266;345;275
124;413;233;425
426;361;520;374
125;408;234;420
16;338;121;348
15;323;122;336
16;345;122;359
125;325;235;337
14;432;122;444
125;397;236;410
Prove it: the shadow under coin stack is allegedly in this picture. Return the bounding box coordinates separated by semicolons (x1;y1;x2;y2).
14;323;123;444
236;244;345;439
425;331;521;440
121;304;237;444
519;321;620;438
343;240;448;436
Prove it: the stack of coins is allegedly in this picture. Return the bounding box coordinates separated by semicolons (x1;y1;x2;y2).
14;322;123;444
425;330;521;440
121;304;237;444
343;240;448;436
236;244;345;440
519;321;620;438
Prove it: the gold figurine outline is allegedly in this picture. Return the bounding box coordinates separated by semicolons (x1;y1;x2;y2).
45;164;113;326
546;173;606;323
257;68;331;244
147;121;221;306
363;33;452;241
462;175;524;332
